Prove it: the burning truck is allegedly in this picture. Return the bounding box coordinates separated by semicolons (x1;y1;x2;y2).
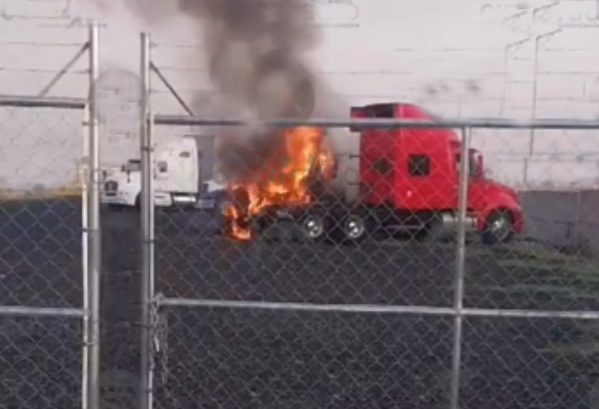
218;124;336;240
219;102;523;245
116;0;521;244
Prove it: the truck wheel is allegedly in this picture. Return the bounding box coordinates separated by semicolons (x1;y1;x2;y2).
250;212;276;239
300;213;327;241
481;210;513;245
342;214;371;243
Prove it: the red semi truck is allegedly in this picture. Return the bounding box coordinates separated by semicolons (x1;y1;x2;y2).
251;101;523;244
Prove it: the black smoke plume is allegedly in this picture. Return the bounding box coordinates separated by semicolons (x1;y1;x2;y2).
115;0;325;182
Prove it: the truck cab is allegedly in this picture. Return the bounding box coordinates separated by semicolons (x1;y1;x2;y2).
348;102;522;244
101;136;200;209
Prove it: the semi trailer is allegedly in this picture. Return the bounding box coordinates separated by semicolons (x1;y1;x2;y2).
245;102;522;244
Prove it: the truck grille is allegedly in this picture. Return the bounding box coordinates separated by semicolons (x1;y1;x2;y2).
104;181;118;195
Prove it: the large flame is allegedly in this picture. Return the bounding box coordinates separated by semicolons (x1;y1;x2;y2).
222;126;335;240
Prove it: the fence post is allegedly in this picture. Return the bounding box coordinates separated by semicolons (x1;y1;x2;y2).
84;21;101;409
574;189;581;248
449;126;470;409
139;31;155;409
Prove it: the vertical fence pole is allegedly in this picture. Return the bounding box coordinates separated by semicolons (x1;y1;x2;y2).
81;98;90;409
139;31;155;409
574;190;581;248
84;21;101;409
449;126;470;409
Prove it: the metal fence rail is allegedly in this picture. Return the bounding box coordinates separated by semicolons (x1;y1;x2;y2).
139;32;599;409
0;23;101;409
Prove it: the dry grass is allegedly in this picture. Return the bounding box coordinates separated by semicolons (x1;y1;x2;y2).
0;183;82;201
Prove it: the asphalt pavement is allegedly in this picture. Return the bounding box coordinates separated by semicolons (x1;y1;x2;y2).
0;198;596;409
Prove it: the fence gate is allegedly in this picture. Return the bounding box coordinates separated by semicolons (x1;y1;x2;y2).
0;24;101;409
138;32;599;409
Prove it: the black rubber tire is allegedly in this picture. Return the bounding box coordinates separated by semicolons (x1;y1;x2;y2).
481;210;514;245
299;212;329;242
340;213;372;244
249;212;276;239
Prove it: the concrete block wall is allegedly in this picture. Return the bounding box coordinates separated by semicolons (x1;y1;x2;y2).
519;189;599;254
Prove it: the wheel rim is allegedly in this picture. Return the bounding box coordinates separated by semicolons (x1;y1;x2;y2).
303;215;324;238
345;216;365;239
490;214;511;241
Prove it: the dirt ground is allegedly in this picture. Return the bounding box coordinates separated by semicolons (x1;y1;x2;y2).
0;199;598;409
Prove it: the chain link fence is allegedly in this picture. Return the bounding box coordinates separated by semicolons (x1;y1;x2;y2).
4;24;599;409
0;23;101;409
134;104;599;409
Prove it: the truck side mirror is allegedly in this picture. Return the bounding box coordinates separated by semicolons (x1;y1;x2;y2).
477;159;484;177
469;148;484;178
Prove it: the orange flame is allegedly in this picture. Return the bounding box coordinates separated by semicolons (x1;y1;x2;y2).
222;126;334;240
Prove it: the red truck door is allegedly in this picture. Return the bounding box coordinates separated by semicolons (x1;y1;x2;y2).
455;148;487;212
394;104;457;210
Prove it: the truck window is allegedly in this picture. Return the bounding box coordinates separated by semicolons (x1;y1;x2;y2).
157;161;168;172
372;158;392;175
364;104;395;118
408;155;430;176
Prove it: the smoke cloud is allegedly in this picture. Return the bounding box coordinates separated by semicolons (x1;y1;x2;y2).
115;0;335;183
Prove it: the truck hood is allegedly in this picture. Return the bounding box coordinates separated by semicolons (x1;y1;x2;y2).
484;179;519;204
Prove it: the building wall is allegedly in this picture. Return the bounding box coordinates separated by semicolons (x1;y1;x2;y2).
520;189;599;254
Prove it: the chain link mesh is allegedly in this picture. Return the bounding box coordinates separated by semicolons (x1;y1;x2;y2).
148;122;599;409
0;106;85;408
0;317;82;408
0;106;83;307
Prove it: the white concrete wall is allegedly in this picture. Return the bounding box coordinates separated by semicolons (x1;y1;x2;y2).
1;0;599;225
520;188;599;253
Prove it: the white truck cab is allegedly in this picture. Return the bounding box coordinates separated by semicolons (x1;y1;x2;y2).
101;137;200;209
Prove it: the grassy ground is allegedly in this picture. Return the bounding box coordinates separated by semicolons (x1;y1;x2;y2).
0;186;81;201
153;231;599;409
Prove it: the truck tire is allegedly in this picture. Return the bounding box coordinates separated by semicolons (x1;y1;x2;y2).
341;213;372;243
250;212;276;239
481;210;514;245
299;212;328;242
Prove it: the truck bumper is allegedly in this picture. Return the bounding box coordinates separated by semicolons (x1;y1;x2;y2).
101;195;129;206
101;191;137;207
